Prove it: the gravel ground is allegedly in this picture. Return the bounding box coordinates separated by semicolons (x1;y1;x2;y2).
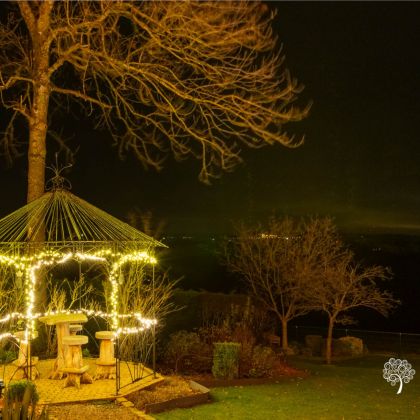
37;375;200;418
47;401;141;420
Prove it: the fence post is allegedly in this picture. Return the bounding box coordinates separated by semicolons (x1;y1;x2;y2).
152;264;156;379
399;332;402;357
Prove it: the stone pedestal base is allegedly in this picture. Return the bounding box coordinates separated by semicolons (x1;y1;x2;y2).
61;335;93;388
61;365;92;389
94;331;116;380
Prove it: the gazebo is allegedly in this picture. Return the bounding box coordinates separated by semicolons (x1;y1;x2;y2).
0;174;166;388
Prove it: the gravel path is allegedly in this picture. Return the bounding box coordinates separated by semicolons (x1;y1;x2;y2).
47;402;142;420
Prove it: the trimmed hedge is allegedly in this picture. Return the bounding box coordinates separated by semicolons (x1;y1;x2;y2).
212;342;241;380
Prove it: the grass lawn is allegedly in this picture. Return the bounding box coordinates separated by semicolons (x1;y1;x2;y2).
155;354;420;420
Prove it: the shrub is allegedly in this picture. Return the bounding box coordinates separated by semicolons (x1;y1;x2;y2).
321;336;364;358
249;346;276;378
0;348;17;364
305;335;323;356
82;348;91;358
198;323;257;375
161;290;271;342
336;336;364;356
164;330;202;373
2;380;48;420
231;325;256;377
288;340;304;356
197;324;231;345
212;342;241;380
4;380;39;404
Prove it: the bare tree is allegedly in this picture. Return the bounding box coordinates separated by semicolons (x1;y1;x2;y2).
310;253;399;364
0;0;309;204
109;210;178;360
225;217;343;350
0;266;25;334
107;262;178;361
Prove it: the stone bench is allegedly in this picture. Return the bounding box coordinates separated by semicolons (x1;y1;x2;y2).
61;335;93;388
69;324;83;335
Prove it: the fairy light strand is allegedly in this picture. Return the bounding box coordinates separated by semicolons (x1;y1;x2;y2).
0;249;157;340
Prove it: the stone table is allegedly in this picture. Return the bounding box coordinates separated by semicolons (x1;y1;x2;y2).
38;313;87;379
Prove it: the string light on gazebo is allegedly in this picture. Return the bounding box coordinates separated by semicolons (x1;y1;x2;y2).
0;170;166;341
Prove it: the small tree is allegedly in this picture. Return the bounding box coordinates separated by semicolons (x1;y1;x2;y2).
311;254;399;364
225;217;343;350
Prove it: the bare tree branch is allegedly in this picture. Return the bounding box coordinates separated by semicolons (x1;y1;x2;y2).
1;0;309;192
225;217;341;350
308;244;399;364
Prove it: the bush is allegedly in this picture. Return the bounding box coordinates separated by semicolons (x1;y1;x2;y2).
160;290;270;343
4;380;39;404
164;330;202;373
288;341;304;356
231;325;256;377
212;342;241;380
321;336;365;358
197;324;231;345
336;336;364;356
305;335;323;356
82;348;91;358
248;346;276;378
2;380;48;420
0;348;17;364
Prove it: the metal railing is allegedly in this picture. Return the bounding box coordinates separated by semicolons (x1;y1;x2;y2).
115;328;156;394
290;325;420;356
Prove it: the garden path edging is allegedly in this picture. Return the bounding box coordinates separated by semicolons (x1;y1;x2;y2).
144;380;210;414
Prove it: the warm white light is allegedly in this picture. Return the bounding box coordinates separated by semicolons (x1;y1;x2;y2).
0;249;158;339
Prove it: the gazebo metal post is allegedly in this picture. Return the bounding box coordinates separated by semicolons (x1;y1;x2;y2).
115;335;120;395
152;263;156;379
0;183;166;392
28;340;32;380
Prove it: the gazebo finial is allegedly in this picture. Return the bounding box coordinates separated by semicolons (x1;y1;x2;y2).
45;153;72;191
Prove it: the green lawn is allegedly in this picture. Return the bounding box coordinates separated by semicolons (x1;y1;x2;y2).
155;354;420;420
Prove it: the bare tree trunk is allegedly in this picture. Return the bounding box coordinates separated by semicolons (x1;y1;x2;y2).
325;316;335;365
18;1;52;203
23;2;52;312
27;87;48;205
281;318;289;350
28;74;50;315
27;70;50;203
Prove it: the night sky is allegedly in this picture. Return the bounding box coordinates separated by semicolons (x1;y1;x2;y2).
1;1;420;236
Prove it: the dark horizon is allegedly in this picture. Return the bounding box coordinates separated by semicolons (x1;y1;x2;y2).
1;2;420;237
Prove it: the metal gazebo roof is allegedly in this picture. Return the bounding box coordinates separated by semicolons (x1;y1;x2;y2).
0;185;165;254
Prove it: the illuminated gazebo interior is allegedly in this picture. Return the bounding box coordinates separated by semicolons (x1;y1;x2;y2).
0;174;165;343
